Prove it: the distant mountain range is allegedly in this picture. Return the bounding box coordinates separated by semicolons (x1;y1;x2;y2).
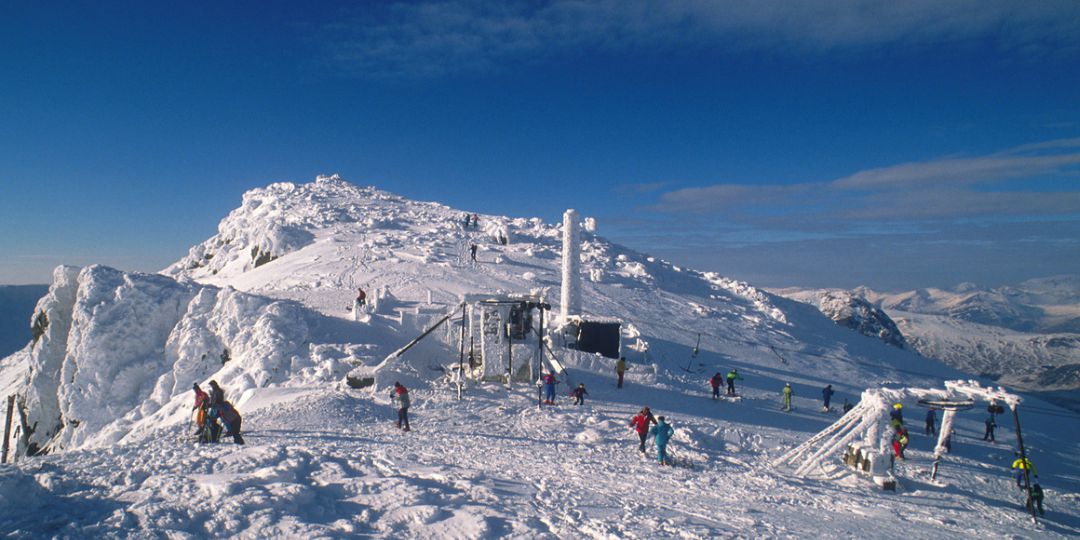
774;277;1080;408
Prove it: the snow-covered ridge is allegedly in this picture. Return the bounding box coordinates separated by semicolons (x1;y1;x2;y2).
776;289;907;349
15;264;375;456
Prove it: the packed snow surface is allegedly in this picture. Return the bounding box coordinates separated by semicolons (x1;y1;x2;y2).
2;175;1078;538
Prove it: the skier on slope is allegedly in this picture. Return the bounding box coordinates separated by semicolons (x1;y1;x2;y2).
983;414;997;442
821;384;835;412
782;383;793;412
571;383;589;406
649;416;675;466
542;372;558;405
726;369;743;396
1011;454;1037;489
616;357;627;389
1029;483;1045;516
709;372;724;400
470;244;478;262
630;407;658;454
891;426;909;460
889;403;904;428
392;382;411;431
925;409;937;436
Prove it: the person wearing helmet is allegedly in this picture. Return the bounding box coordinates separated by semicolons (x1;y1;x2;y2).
890;403;904;429
782;383;793;412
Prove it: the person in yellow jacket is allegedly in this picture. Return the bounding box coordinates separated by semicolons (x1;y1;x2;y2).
616;357;627;389
1011;455;1037;489
782;383;793;412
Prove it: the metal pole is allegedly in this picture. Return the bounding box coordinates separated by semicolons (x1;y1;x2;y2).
2;395;14;464
537;303;545;409
1012;406;1037;524
458;302;467;400
506;321;513;390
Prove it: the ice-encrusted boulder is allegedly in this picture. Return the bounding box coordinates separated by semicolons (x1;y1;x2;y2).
14;265;322;457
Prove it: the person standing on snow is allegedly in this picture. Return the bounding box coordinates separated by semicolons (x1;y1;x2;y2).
217;400;245;445
616;357;627;389
889;403;904;428
571;383;588;406
709;372;724;400
925;409;937;436
192;383;210;436
470;244;478;262
1030;483;1046;516
542;372;558;404
1011;454;1036;489
983;414;997;442
726;369;743;396
356;288;367;307
205;380;227;442
822;384;835;412
892;426;909;459
782;383;793;412
392;382;411;431
649;416;675;465
630;407;657;454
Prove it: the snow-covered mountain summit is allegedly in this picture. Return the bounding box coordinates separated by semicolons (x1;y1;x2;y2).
2;175;1078;538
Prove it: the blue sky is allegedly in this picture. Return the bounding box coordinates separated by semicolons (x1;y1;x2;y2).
2;1;1078;290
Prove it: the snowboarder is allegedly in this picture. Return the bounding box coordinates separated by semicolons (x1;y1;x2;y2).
891;426;909;459
726;369;742;396
1011;455;1036;489
821;384;834;412
571;383;588;406
983;414;997;442
217;400;245;444
889;403;904;428
649;416;675;466
925;409;936;436
782;383;793;412
1029;483;1045;516
616;357;627;388
709;372;724;400
542;372;557;404
470;244;477;261
392;382;411;431
630;407;658;454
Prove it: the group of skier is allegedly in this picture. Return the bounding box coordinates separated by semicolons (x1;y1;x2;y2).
629;406;676;465
708;369;742;399
191;380;244;445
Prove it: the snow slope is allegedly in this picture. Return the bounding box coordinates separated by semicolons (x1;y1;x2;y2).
1;175;1077;538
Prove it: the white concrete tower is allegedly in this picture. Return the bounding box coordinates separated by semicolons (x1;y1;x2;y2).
560;209;582;321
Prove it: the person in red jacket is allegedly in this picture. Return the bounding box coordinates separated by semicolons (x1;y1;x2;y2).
630;407;658;453
709;373;724;400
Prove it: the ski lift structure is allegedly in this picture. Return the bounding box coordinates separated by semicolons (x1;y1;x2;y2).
774;380;1039;523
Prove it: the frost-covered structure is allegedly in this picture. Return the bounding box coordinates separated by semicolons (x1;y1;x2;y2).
560;209;581;321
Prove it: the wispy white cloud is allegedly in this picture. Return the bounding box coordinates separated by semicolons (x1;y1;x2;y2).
655;138;1080;220
318;0;1080;77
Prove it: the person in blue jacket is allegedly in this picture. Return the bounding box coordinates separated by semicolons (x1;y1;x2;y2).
649;416;675;466
822;384;835;412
